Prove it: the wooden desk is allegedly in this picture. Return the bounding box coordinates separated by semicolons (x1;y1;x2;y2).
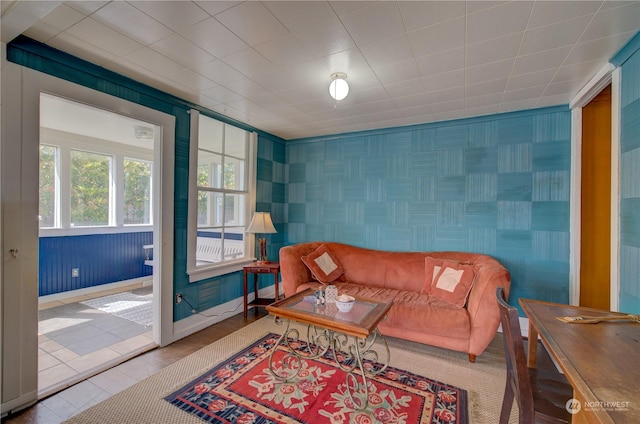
243;262;280;318
520;298;640;424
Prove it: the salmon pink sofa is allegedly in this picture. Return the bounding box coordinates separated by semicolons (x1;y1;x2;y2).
279;242;511;362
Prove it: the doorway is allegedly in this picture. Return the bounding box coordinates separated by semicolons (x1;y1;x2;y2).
1;64;175;415
37;93;159;397
580;85;612;309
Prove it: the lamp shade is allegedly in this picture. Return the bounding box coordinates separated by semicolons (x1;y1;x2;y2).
246;212;277;234
329;73;349;101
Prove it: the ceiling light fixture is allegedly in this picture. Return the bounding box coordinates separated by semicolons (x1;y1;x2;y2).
329;72;349;101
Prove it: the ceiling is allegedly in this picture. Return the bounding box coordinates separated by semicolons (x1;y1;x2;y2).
2;1;639;140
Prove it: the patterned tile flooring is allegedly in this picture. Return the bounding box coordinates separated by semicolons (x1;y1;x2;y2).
37;283;155;399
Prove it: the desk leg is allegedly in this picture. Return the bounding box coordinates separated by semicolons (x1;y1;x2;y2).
274;271;279;301
253;273;259;315
243;270;249;319
527;322;538;368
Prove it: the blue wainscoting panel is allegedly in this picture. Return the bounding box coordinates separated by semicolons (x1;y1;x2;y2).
39;232;153;296
286;107;572;308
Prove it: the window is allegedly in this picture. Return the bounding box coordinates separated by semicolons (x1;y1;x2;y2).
70;150;111;227
39;144;58;228
188;111;257;281
124;158;152;225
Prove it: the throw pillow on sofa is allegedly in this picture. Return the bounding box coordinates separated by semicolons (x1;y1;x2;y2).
301;244;345;284
423;257;477;308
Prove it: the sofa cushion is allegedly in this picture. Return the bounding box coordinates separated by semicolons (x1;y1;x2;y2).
424;258;476;308
301;244;345;284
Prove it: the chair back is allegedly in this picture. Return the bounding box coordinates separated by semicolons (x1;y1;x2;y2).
497;287;535;423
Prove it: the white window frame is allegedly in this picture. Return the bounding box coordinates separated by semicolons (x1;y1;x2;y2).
39;127;155;237
187;110;257;282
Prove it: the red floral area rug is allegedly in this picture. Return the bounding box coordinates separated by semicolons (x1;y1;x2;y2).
165;333;467;423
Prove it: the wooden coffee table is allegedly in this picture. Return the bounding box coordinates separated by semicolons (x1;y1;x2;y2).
265;289;393;410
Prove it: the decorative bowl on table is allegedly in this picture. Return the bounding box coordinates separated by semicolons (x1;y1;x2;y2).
336;295;355;312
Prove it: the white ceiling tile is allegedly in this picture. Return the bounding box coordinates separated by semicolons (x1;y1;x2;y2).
170;69;218;91
92;1;173;45
65;17;144;56
466;32;523;67
122;47;189;80
466;78;508;98
466;1;533;44
264;1;336;32
223;78;271;98
498;98;540;113
506;68;558;91
528;1;600;29
340;1;405;45
293;16;356;58
131;1;209;32
511;46;573;75
551;60;602;84
63;1;109;16
427;86;465;104
392;92;433;109
466;2;510;15
431;98;466;114
39;3;85;31
221;48;279;80
254;34;314;68
398;1;466;32
179;17;248;58
580;2;640;42
193;59;246;85
421;69;465;92
416;47;465;76
519;15;592;55
193;1;239;17
466;93;503;109
374;60;420;85
409;17;466;57
215;2;289;46
384;78;426;98
564;33;635;65
201;85;244;104
47;31;116;65
359;34;414;69
465;104;500;118
151;34;214;68
536;93;569;108
501;85;547;103
23;22;61;42
466;59;514;85
328;1;371;16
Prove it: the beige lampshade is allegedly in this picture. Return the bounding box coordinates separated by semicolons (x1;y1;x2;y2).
246;212;277;234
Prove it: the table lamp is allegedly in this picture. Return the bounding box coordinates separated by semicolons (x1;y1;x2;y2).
246;212;277;264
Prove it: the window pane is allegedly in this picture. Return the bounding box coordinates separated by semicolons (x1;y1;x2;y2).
225;125;246;159
197;190;224;227
39;145;57;228
197;151;222;188
198;115;223;152
224;157;245;190
71;150;110;226
124;159;151;225
224;193;246;226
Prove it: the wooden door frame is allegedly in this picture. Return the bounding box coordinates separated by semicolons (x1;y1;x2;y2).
569;63;621;311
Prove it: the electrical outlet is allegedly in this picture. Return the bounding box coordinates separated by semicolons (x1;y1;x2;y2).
72;268;79;278
176;293;183;304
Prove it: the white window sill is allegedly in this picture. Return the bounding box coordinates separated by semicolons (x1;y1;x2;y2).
187;257;256;282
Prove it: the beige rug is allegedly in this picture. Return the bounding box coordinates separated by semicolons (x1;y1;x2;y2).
64;317;517;423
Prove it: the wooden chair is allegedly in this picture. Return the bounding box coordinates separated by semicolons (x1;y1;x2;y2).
496;287;573;424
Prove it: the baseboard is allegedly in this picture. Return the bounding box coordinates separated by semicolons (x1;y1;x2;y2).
170;285;282;344
1;390;38;417
38;277;152;304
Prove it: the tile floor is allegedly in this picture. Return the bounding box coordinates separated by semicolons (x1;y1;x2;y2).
37;283;155;399
3;308;268;423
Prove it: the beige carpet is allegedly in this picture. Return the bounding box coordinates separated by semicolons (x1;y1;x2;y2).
64;317;517;423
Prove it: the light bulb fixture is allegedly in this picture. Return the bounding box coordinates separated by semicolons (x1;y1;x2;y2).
329;72;349;101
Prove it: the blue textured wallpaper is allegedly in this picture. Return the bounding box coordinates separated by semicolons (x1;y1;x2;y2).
619;44;640;314
286;107;572;306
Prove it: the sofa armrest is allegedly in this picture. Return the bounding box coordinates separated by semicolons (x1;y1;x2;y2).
279;243;322;296
466;264;511;355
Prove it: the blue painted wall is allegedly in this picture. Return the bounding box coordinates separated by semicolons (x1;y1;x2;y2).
286;107;572;306
617;34;640;314
39;232;152;296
